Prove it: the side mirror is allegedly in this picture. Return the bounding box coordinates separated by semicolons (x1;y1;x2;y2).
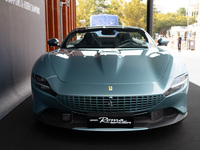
157;38;162;46
157;38;169;46
47;38;60;47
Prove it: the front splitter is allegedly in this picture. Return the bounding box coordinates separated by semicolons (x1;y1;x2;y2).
73;127;148;132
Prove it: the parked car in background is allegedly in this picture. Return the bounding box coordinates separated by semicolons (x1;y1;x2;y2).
31;26;189;131
157;37;170;46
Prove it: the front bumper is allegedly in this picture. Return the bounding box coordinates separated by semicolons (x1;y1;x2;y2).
34;108;187;131
32;77;188;131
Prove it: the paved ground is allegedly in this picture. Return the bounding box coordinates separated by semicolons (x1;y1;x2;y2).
161;46;200;86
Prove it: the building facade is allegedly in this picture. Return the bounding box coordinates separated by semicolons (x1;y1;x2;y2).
44;0;76;52
186;0;200;18
167;0;200;52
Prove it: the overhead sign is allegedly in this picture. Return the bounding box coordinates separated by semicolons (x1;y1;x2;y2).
90;14;118;26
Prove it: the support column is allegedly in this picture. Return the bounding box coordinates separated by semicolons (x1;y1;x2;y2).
147;0;153;37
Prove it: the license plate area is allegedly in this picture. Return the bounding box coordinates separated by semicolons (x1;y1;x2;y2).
87;113;134;128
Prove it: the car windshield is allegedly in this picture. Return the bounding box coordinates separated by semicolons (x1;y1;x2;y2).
62;28;156;49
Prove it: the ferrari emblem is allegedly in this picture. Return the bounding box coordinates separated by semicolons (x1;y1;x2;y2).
108;96;113;107
108;100;113;107
108;86;113;91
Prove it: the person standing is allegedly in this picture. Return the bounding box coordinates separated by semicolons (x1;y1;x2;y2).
178;35;182;52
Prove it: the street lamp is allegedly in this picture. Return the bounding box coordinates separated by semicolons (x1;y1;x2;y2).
60;0;70;42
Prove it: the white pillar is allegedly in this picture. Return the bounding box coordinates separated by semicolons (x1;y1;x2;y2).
195;26;200;52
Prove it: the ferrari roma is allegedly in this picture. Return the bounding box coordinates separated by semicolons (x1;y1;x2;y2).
31;26;189;131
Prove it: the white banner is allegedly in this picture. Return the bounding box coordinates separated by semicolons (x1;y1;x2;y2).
5;0;40;15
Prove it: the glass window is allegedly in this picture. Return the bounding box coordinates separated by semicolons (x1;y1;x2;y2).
62;28;154;49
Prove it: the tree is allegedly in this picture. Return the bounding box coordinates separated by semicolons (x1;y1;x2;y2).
122;0;147;29
177;8;186;16
153;12;197;35
76;0;197;35
106;0;124;25
76;0;107;27
107;0;147;29
92;0;108;15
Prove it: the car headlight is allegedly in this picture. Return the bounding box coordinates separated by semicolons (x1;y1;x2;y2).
164;73;188;96
32;74;56;96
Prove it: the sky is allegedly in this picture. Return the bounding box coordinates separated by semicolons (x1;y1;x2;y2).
154;0;186;13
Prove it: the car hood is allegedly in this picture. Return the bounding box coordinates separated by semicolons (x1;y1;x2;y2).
50;48;170;84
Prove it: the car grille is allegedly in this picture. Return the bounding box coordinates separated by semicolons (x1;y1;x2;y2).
56;95;165;114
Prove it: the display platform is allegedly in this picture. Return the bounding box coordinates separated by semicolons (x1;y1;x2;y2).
0;82;199;150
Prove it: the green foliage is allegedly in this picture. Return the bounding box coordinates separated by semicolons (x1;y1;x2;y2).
106;0;124;25
107;0;147;29
92;0;108;15
177;8;186;16
121;0;147;29
153;12;197;35
76;0;197;35
76;0;107;27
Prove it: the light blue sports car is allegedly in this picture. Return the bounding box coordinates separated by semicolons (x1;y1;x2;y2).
31;26;189;131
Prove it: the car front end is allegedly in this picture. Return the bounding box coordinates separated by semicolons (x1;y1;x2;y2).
31;26;189;131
